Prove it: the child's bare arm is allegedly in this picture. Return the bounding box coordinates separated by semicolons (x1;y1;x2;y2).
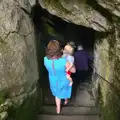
66;62;73;72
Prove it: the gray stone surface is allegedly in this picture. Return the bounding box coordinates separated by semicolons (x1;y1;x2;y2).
96;0;120;17
72;89;95;106
92;19;120;119
0;111;8;120
38;114;100;120
38;0;112;32
0;0;38;100
42;106;99;115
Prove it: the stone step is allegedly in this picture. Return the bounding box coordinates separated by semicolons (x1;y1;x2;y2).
41;106;100;115
44;89;96;107
70;89;96;106
38;114;100;120
79;83;92;89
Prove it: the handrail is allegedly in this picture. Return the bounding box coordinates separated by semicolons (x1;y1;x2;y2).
90;64;120;97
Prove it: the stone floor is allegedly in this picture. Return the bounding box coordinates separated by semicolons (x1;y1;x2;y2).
38;77;100;120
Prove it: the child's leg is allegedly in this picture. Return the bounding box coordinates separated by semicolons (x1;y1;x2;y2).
70;66;76;73
66;62;71;72
66;74;73;86
67;74;72;81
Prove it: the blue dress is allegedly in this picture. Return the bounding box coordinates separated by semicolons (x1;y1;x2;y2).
44;56;72;99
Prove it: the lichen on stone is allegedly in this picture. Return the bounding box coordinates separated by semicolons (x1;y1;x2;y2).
44;23;57;36
6;90;41;120
44;0;71;14
0;91;8;105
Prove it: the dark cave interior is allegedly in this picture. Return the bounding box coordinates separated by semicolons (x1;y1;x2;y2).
31;3;96;52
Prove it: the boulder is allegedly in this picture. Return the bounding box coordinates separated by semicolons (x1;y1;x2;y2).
0;0;38;100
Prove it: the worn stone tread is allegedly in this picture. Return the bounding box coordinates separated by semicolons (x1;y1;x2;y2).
38;114;100;120
44;89;96;106
42;106;100;115
69;89;96;106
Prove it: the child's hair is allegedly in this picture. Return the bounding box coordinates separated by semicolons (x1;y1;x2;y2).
67;41;76;49
63;44;74;55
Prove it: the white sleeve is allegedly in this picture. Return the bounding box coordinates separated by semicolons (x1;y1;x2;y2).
67;56;74;64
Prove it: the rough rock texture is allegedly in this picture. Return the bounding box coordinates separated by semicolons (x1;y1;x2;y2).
17;0;36;13
0;0;38;100
38;0;112;32
92;21;120;120
0;0;120;120
0;99;12;120
0;0;40;120
96;0;120;17
0;112;8;120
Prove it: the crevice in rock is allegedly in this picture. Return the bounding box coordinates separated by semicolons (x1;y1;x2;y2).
3;31;18;41
21;7;31;16
87;0;113;22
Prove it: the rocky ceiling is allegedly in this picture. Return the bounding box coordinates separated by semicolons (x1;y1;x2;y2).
1;0;119;34
38;0;115;32
96;0;120;18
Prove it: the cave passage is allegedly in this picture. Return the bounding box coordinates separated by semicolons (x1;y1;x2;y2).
32;4;95;52
31;3;97;104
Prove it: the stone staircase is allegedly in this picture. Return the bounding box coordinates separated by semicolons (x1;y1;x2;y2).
38;82;100;120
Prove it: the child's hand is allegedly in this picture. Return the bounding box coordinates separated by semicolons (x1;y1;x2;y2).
66;68;69;72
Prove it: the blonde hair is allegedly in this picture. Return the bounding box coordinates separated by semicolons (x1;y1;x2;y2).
63;44;74;55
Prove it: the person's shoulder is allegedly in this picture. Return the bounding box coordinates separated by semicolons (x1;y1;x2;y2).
44;56;49;61
74;51;78;56
67;55;74;62
68;55;74;58
44;56;47;59
60;57;66;60
83;50;88;55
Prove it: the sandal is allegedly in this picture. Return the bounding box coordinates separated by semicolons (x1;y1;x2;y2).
64;99;69;105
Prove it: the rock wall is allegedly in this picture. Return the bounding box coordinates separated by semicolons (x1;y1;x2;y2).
96;0;120;17
0;0;39;119
93;22;120;120
90;2;120;119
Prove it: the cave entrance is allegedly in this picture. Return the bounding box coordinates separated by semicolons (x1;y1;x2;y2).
31;3;100;104
32;3;95;51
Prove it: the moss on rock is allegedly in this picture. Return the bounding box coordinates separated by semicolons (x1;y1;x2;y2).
100;88;120;120
0;91;8;105
44;23;58;36
6;89;42;120
44;0;70;14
